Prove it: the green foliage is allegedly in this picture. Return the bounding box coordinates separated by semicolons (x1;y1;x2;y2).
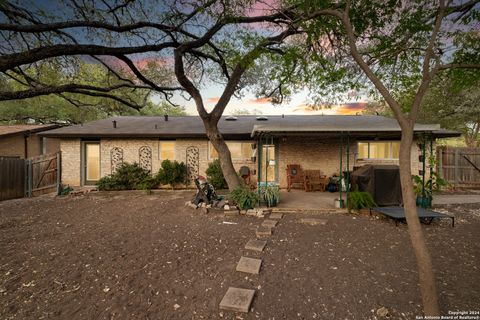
228;186;259;210
0;61;186;125
412;172;448;199
96;163;158;191
347;188;376;213
259;185;280;207
156;160;187;189
206;159;227;189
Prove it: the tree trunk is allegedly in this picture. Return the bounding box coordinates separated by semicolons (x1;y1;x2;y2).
399;129;440;316
203;118;241;190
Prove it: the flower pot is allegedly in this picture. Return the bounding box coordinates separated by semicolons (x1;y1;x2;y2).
334;199;344;208
416;196;432;208
266;197;278;207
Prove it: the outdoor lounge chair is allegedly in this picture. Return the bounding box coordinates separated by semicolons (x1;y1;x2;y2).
286;164;304;192
304;170;328;192
370;206;454;227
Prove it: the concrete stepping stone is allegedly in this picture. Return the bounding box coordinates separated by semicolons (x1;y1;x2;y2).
245;239;267;252
299;218;327;225
261;219;278;228
256;226;272;238
269;213;284;219
219;287;255;313
236;256;262;274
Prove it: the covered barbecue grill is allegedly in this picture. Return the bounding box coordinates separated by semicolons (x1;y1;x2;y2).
351;165;403;206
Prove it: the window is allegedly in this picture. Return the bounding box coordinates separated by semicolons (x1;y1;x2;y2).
357;141;400;159
159;141;175;160
209;141;252;160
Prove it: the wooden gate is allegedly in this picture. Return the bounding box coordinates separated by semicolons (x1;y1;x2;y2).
437;147;480;188
0;157;26;201
26;152;60;197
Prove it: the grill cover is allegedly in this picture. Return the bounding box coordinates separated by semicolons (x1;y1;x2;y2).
351;165;402;206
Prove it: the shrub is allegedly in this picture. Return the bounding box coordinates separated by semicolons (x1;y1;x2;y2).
347;187;376;213
156;160;187;189
206;159;227;189
97;163;157;191
229;186;259;210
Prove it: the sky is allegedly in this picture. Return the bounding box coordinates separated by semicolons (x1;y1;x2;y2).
152;82;369;116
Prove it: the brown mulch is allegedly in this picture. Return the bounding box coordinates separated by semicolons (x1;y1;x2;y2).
0;192;479;319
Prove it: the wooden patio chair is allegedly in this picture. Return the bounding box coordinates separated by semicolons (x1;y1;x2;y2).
286;164;304;192
304;170;328;192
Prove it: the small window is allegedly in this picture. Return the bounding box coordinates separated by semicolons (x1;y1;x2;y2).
357;141;400;160
209;141;251;160
159;141;175;160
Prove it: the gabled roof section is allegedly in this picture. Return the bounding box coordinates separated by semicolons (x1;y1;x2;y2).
39;115;459;139
0;124;60;138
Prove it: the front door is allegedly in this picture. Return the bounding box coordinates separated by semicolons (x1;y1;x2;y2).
83;142;100;185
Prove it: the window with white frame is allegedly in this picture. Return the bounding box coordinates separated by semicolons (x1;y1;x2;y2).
159;141;175;160
357;141;400;159
209;141;251;160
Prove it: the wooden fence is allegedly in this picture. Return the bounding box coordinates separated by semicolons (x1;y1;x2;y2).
0;157;26;201
0;152;60;201
437;147;480;188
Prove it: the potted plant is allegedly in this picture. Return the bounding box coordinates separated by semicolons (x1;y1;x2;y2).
412;172;448;208
260;185;280;207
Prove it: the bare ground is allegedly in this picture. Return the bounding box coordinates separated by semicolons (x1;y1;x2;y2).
0;192;479;320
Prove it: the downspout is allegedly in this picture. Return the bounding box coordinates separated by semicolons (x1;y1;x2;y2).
422;133;426;204
257;133;263;201
429;133;433;197
23;132;29;158
346;133;350;207
339;133;343;207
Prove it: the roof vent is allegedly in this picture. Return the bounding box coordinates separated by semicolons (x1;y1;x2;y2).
256;116;268;121
112;120;117;128
225;116;238;121
164;114;169;121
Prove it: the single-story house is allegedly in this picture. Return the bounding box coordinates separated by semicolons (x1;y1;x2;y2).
40;115;459;188
0;124;60;159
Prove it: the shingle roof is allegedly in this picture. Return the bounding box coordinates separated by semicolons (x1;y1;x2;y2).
39;115;459;139
0;124;59;137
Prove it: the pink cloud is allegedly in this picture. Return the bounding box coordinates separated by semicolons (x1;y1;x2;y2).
292;102;367;115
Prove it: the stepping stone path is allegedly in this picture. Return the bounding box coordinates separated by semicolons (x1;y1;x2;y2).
261;219;278;228
300;218;328;225
236;256;262;274
269;213;284;219
219;287;255;313
245;239;267;252
256;226;272;238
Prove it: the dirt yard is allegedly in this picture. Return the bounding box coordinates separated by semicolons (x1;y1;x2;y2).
0;192;479;319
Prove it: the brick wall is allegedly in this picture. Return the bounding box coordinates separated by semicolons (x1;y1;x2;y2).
0;134;60;159
100;138;256;186
0;135;24;158
277;137;420;188
60;139;81;186
59;137;423;188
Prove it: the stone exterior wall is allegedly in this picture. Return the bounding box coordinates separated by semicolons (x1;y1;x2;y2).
60;138;81;186
59;137;422;188
277;137;421;188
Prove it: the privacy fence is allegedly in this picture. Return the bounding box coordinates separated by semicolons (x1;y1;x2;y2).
437;147;480;188
0;152;60;201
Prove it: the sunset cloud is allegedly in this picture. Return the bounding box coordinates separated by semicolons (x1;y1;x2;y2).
249;97;273;104
292;102;367;115
206;97;220;104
